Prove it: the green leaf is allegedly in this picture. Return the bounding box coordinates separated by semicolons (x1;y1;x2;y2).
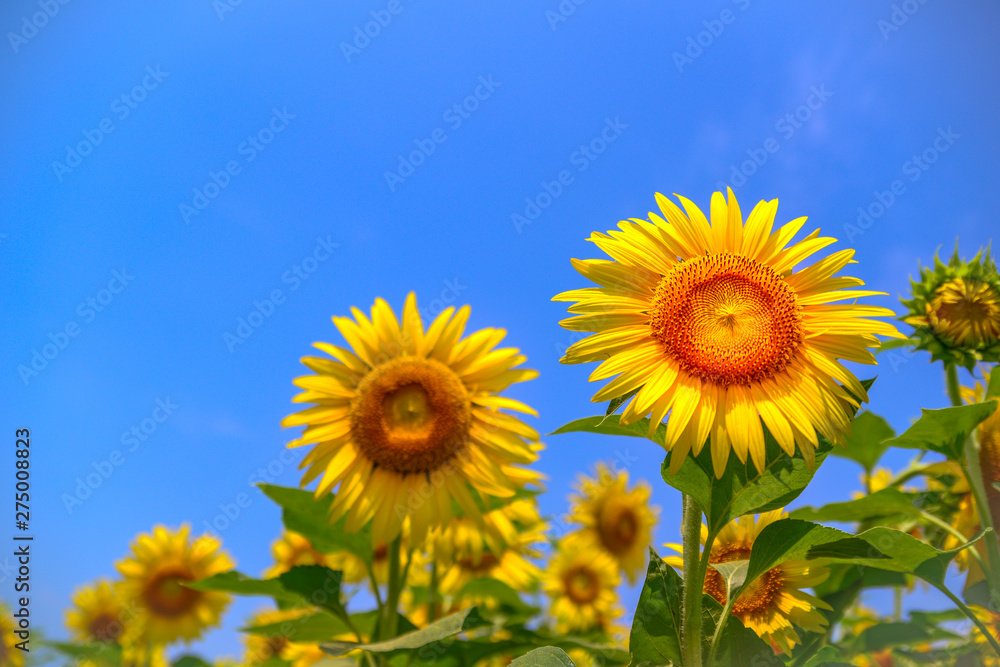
509;647;576;666
603;387;641;421
988;365;1000;399
172;658;213;667
258;484;373;563
789;488;924;524
320;607;486;657
881;402;998;461
627;549;683;666
277;565;348;619
709;560;748;605
185;570;303;602
45;642;123;662
550;414;666;443
240;611;352;642
798;645;851;667
828;411;895;472
844;619;959;653
702;596;783;667
456;577;538;617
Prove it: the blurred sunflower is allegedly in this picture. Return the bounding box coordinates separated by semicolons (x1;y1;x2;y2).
902;247;1000;368
567;463;658;584
0;602;24;667
116;524;234;645
665;510;831;654
282;643;327;667
264;531;330;578
283;293;544;545
241;608;318;665
65;579;138;645
961;366;1000;527
554;189;902;477
431;499;545;590
972;605;1000;666
543;539;622;634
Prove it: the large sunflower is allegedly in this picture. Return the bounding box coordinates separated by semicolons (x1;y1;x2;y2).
116;524;234;645
902;247;1000;368
283;293;543;545
567;462;658;584
665;510;831;654
554;190;902;477
543;538;622;634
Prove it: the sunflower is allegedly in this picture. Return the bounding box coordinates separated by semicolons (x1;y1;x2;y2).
0;602;24;667
972;605;1000;665
665;510;832;654
554;190;902;477
65;579;140;645
567;463;658;584
283;293;543;546
902;247;1000;368
241;608;321;665
116;524;235;645
543;538;622;634
435;499;546;595
264;531;331;578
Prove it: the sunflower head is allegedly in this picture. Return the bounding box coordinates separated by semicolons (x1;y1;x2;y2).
555;190;901;478
566;463;658;584
115;524;235;645
282;293;544;547
65;578;143;646
264;531;329;579
665;510;832;654
241;608;316;665
902;246;1000;368
543;537;622;634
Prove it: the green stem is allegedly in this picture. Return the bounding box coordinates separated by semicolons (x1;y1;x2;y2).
945;363;963;407
428;555;440;623
917;506;990;574
705;594;736;667
893;585;903;622
964;429;1000;606
380;535;403;642
681;494;704;667
931;579;1000;657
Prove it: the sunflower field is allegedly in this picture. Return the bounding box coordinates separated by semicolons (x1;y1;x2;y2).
24;189;999;667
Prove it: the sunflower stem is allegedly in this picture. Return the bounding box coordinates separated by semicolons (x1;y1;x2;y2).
963;429;1000;608
381;535;404;643
681;493;704;667
705;594;736;667
428;555;440;623
945;363;963;407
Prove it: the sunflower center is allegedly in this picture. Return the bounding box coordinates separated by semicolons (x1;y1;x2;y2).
351;357;472;474
458;552;500;575
928;278;1000;346
598;500;639;555
649;253;803;386
143;567;201;618
89;612;122;642
564;565;600;605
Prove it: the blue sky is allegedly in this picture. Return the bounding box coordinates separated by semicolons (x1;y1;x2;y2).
2;0;998;661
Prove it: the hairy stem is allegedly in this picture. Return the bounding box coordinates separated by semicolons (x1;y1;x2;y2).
681;494;704;667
